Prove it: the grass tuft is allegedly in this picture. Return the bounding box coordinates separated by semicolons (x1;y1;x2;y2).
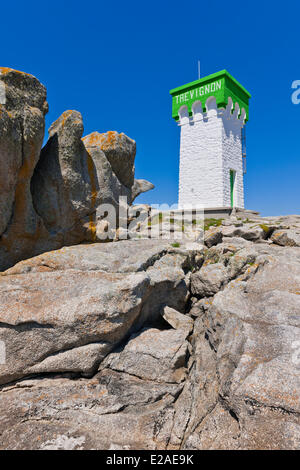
171;242;181;248
204;218;223;231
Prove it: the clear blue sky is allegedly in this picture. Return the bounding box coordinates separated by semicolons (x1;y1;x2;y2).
2;0;300;216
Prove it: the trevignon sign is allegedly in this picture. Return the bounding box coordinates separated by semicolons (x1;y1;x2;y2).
170;70;251;121
174;79;222;104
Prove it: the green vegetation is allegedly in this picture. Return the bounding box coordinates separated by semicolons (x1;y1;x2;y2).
171;242;181;248
259;224;270;233
204;218;223;231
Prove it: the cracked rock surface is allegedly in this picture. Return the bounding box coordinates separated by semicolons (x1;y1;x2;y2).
0;213;300;449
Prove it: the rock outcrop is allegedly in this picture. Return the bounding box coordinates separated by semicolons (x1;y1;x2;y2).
0;68;154;270
0;67;299;450
0;240;194;386
0;67;49;269
132;179;155;202
0;214;299;450
31;110;100;245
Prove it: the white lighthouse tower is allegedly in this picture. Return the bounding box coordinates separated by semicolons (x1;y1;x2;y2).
170;70;251;211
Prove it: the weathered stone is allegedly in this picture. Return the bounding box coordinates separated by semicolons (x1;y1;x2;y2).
271;229;300;247
0;372;181;450
0;67;49;270
2;239;170;275
82;131;132;209
31;111;100;244
131;179;154;202
1;68;300;451
168;315;218;448
0;107;22;236
28;343;110;376
0;240;192;385
162;306;193;333
91;131;136;188
191;263;228;297
189;298;212;318
204;227;222;247
182;404;241;450
221;223;267;242
0;68;153;269
0;268;150;385
187;245;300;449
101;327;190;383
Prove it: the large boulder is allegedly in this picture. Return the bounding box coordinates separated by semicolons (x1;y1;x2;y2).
0;67;49;270
94;131;136;188
0;239;193;385
0;369;182;450
0;68;154;270
181;244;300;450
131;179;154;202
271;229;300;247
0;234;300;449
191;263;228;297
31;111;100;244
101;327;190;384
82;132;132;208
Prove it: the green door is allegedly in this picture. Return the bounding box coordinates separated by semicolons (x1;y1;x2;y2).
230;170;235;207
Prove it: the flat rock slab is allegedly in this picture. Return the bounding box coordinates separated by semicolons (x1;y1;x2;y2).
101;327;190;383
0;372;181;450
2;239;172;275
0;240;194;386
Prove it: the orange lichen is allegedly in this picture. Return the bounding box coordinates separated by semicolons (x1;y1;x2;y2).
14;142;37;221
82;132;103;147
85;151;98;242
0;67;31;76
0;138;47;254
59;110;74;130
82;131;122;151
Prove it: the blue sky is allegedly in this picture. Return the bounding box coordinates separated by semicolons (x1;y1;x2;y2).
2;0;300;215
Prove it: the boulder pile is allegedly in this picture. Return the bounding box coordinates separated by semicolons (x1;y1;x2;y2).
0;67;153;271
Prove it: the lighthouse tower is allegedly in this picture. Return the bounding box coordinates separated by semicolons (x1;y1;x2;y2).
170;70;251;210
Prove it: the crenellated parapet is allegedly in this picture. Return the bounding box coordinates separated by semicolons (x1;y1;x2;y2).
177;95;247;129
170;69;250;122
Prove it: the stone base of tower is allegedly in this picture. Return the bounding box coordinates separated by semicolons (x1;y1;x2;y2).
172;207;260;220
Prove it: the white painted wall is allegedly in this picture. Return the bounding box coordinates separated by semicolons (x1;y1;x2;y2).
178;96;246;209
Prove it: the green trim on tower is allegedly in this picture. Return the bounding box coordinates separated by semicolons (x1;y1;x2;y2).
169;70;251;122
230;170;235;207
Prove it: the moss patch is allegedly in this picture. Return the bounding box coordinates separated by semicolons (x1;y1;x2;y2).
171;242;181;248
204;218;223;231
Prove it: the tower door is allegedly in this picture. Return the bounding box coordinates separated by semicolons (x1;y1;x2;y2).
230;170;236;207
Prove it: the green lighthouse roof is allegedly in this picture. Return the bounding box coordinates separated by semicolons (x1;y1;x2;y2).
169;70;251;122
